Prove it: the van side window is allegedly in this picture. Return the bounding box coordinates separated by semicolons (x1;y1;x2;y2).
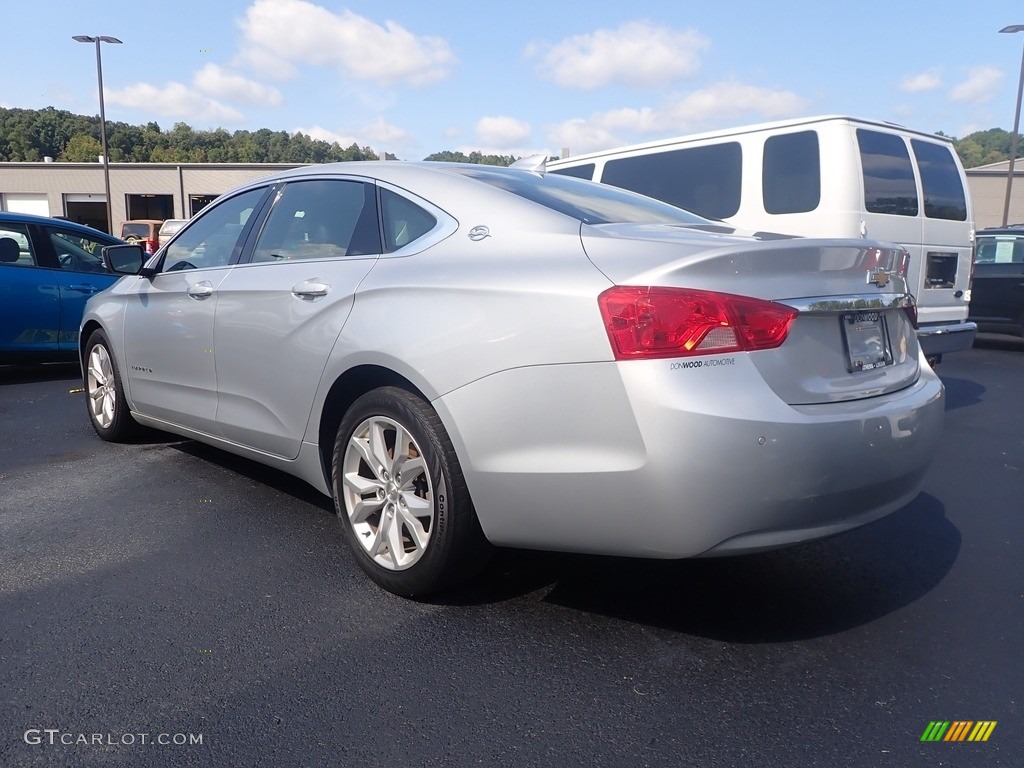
857;129;918;217
549;163;595;181
602;143;742;219
763;131;820;214
911;140;967;221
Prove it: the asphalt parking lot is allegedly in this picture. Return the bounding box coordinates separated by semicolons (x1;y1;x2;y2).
1;338;1022;768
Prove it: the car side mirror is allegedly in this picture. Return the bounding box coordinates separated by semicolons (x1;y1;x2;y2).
102;244;154;277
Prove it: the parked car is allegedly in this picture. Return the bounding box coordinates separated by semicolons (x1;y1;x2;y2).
157;218;188;247
82;162;944;597
120;219;162;254
0;212;122;364
970;226;1024;338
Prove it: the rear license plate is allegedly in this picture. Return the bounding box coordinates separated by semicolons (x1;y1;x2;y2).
841;311;893;372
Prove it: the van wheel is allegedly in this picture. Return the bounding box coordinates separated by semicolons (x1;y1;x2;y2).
331;387;489;597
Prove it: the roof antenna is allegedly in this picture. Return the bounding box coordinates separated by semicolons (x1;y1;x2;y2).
510;154;548;173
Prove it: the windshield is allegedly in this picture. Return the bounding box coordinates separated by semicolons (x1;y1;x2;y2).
446;166;716;227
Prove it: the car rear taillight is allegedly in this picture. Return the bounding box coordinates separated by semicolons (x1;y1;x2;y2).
903;297;919;330
598;286;798;360
144;238;158;255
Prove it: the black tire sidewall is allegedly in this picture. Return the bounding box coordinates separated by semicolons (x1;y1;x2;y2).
332;387;482;597
84;329;137;442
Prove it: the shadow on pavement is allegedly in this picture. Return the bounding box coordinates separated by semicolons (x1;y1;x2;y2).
0;362;80;385
940;376;985;410
446;493;958;643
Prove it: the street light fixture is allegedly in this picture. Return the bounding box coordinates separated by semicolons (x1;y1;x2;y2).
1000;24;1024;227
73;35;122;235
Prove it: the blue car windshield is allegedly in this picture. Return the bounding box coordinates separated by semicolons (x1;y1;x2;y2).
446;166;718;227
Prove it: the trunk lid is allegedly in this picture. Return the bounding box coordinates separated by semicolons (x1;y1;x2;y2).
582;223;920;405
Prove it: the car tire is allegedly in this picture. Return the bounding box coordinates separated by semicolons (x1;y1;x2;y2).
332;386;490;597
84;329;140;442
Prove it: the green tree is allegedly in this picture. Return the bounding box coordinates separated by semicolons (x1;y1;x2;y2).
59;134;103;162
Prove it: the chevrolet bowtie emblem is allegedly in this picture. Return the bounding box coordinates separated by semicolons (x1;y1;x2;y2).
867;268;893;288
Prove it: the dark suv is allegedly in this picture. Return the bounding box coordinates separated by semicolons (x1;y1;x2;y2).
971;226;1024;338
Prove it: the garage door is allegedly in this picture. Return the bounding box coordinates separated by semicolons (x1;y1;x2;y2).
2;193;50;216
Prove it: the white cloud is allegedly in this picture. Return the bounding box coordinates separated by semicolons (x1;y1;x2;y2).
193;64;283;106
475;116;532;147
294;118;409;149
547;81;808;154
899;69;943;93
950;67;1003;103
527;20;709;90
237;0;456;86
104;82;244;124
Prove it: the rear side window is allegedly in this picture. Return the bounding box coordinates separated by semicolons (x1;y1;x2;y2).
763;131;820;214
381;188;436;252
911;140;967;221
857;129;918;217
549;163;596;181
601;142;742;219
0;224;36;267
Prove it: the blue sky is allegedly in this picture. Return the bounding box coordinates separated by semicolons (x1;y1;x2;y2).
5;0;1024;160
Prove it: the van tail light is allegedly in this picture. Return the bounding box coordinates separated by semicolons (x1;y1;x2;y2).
598;286;798;360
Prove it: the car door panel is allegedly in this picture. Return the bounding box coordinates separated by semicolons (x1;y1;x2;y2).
212;178;382;459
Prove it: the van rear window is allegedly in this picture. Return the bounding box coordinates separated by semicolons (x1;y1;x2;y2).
601;142;742;220
857;129;918;217
763;131;820;214
911;139;967;221
549;163;595;181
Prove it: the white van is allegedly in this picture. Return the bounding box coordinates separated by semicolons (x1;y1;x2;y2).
548;115;976;363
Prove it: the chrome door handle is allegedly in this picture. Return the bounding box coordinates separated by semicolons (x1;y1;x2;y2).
187;281;214;299
292;279;330;298
67;284;99;294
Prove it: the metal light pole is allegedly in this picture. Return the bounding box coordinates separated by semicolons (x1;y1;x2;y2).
73;35;122;235
1000;25;1024;227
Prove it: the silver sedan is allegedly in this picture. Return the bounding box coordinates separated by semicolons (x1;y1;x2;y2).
81;161;944;597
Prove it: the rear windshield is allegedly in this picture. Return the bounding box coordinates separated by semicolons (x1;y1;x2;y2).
121;223;153;237
911;140;967;221
447;166;715;226
975;234;1024;263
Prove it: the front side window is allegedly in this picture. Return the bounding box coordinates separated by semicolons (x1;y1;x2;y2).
0;224;36;267
857;129;918;216
601;142;742;219
48;229;109;273
163;187;267;272
251;179;380;264
763;131;820;214
911;139;967;221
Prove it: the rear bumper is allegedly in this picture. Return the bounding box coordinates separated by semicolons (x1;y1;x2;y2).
437;354;945;559
917;321;976;356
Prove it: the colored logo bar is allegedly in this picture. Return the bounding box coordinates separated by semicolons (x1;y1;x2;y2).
921;721;997;742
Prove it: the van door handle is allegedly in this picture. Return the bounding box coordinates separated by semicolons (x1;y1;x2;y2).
187;281;214;299
292;279;330;298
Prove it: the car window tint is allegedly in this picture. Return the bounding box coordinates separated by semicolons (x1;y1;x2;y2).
251;180;381;263
763;131;821;214
911;139;968;221
164;188;266;272
381;188;436;252
857;129;919;217
0;224;37;267
601;142;742;219
48;229;110;273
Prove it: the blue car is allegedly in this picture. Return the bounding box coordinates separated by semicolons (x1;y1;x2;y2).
0;212;123;364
